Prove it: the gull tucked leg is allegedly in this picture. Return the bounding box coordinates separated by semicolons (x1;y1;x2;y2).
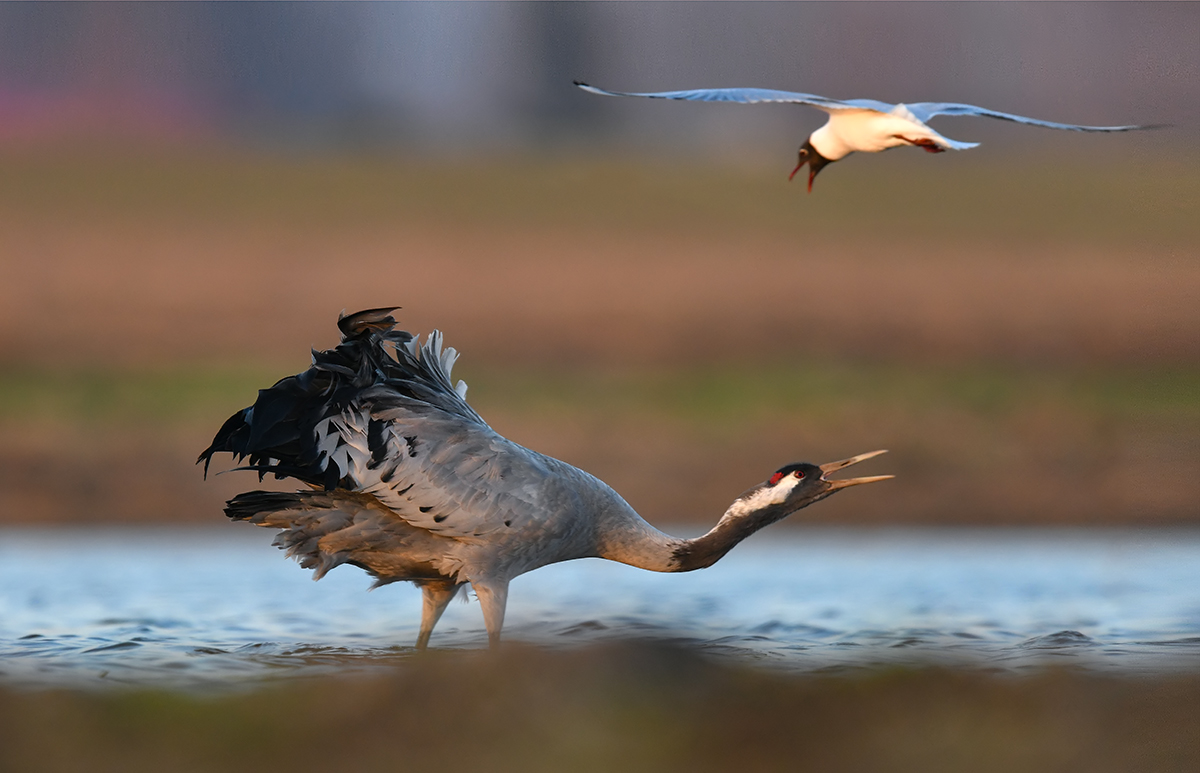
416;581;460;651
903;137;947;153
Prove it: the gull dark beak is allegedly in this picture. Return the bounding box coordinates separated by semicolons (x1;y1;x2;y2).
818;450;893;490
789;139;829;193
788;150;805;183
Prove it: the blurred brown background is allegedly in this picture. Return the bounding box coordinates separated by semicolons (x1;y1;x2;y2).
0;2;1196;528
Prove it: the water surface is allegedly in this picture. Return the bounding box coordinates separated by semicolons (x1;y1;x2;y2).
2;527;1199;689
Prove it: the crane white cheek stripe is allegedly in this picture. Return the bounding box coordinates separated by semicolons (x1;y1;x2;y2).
723;474;802;522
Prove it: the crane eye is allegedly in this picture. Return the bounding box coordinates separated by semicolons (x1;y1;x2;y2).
793;470;805;479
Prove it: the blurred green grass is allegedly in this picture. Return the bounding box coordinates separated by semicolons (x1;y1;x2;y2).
2;361;1193;525
474;363;1200;427
1;146;1196;246
1;362;1195;430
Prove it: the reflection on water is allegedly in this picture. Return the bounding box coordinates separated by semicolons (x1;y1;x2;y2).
2;527;1199;688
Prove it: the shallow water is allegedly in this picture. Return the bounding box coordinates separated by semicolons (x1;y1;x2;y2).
2;527;1199;689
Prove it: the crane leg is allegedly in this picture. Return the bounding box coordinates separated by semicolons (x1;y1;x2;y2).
416;581;459;651
472;579;509;648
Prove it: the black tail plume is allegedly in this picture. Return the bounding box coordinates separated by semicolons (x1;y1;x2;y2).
198;306;480;489
224;490;317;522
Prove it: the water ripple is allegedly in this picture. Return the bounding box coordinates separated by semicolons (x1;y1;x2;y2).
1019;630;1095;649
2;527;1200;688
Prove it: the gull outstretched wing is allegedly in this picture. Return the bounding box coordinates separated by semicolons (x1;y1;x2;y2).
905;102;1157;132
575;82;895;114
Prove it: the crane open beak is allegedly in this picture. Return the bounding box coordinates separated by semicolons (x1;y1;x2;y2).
818;449;893;490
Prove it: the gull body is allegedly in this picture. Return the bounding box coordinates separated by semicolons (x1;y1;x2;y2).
808;107;962;159
575;82;1159;190
199;308;892;649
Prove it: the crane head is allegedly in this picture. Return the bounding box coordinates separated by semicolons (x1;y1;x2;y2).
674;450;892;572
788;138;833;193
764;449;893;511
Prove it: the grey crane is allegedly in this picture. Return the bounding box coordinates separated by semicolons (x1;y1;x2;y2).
575;82;1160;191
199;308;892;649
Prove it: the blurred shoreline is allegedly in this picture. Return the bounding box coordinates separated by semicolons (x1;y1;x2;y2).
0;150;1195;527
1;643;1198;773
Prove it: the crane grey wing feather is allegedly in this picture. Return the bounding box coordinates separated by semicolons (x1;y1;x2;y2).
200;307;569;542
905;102;1154;132
329;393;559;540
389;330;483;427
575;82;894;114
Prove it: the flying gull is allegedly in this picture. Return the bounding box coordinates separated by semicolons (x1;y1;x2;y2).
575;82;1160;191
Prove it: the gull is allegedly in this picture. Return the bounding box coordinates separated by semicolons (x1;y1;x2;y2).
575;82;1159;191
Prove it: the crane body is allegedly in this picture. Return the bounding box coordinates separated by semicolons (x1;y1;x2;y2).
200;308;890;648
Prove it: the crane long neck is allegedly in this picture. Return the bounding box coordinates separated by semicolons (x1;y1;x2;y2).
596;498;791;574
672;501;792;572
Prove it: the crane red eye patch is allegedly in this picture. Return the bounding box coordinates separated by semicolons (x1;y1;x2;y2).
769;470;805;486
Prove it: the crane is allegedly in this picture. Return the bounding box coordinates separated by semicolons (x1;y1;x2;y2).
575;82;1160;192
199;308;892;649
